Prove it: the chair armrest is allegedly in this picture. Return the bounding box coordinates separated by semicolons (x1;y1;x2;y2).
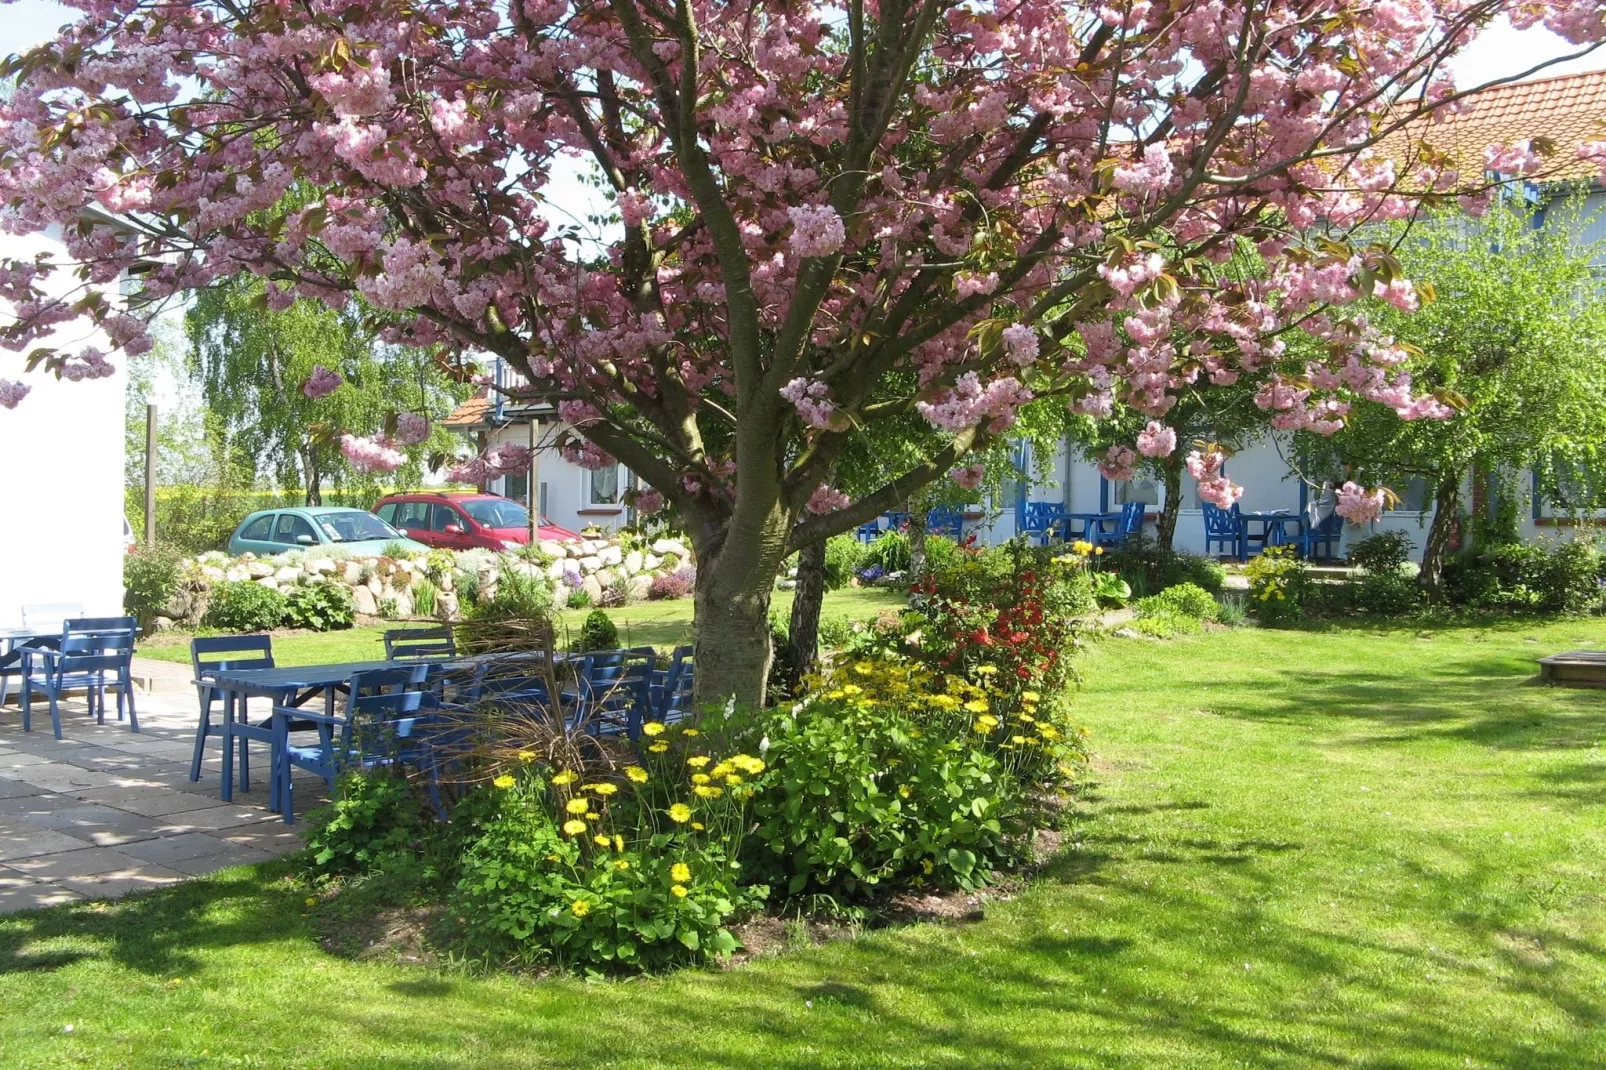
271;705;343;727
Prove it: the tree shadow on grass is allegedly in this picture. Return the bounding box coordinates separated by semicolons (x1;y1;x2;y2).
0;860;303;978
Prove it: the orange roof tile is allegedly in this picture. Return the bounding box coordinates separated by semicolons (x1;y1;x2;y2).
443;395;493;428
1390;68;1606;183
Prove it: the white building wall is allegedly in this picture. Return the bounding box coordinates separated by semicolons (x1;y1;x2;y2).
482;421;633;535
0;225;126;626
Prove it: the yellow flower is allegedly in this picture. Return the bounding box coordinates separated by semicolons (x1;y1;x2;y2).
585;811;600;820
1021;691;1041;703
724;773;743;786
921;859;934;874
563;819;588;835
975;666;998;677
565;797;589;814
648;742;669;753
709;761;734;779
493;774;516;790
1094;546;1104;555
734;755;765;775
594;835;612;847
517;750;536;762
1019;713;1036;724
693;785;723;799
625;765;649;783
898;784;911;799
691;821;706;830
1011;734;1028;744
1040;725;1061;740
963;699;989;713
551;770;577;785
667;803;692;823
670;884;688;898
841;683;863;696
930;694;960;711
642;722;666;736
614;835;624;851
571;899;590;917
692;773;711;785
686;755;711;769
1072;540;1093;554
586;783;619;796
682;728;700;737
670;862;691;882
614;859;631;871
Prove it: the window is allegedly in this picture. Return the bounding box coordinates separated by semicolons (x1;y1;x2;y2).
431;504;464;532
1537;460;1606;519
461;498;529;529
1112;477;1161;507
375;503;398;525
395;501;431;529
273;513;317;545
314;511;400;543
1398;476;1432;513
588;464;621;506
240;514;274;541
503;471;529;506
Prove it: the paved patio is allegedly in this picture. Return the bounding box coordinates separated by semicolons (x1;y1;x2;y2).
0;670;310;913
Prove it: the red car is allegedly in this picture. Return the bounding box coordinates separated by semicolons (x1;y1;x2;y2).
373;492;578;551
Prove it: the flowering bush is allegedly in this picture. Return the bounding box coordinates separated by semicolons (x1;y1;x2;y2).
1135;582;1219;622
647;568;695;601
1245;546;1309;625
449;733;763;971
202;580;288;632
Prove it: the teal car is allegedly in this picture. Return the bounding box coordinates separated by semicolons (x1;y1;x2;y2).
227;507;428;557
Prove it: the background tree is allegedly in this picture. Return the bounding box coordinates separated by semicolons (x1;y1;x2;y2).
1302;199;1606;593
186;277;465;504
5;0;1604;703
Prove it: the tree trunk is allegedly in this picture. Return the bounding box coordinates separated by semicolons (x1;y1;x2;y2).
303;452;323;506
1419;472;1462;598
907;510;929;576
1156;460;1182;554
786;540;827;678
689;510;791;710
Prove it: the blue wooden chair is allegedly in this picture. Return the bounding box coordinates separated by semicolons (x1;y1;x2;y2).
384;625;456;661
189;635;275;787
1020;501;1069;546
1;637;58;710
2;605;82;708
651;646;695;724
1203;502;1247;561
927;506;963;539
1290;510;1345;561
573;647;657;738
272;664;437;824
855;519;883;543
1091;502;1145;550
21;624;139;739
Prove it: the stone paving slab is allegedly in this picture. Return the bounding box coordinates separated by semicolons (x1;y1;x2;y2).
0;688;312;912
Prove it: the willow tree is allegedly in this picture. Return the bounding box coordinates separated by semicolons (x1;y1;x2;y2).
4;0;1604;703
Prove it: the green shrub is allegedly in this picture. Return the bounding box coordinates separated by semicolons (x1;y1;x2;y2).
1348;531;1414;575
922;534;963;575
1135;582;1219;621
1539;540;1602;613
741;663;1028;900
1098;539;1225;597
577;609;619;651
282;580;356;631
411;577;440;618
1245;546;1309;626
1131;611;1203;638
203;581;288;632
565;588;593;610
473;566;555;621
123;543;183;630
303;772;428;881
1443;539;1601;613
1353;572;1422;616
125;485;379;555
1216;596;1249;627
823;535;866;591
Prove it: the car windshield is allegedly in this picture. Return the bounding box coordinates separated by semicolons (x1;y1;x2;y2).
459;498;529;528
315;511;400;543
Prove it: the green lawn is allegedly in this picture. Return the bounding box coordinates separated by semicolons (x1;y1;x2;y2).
11;618;1606;1067
135;587;907;666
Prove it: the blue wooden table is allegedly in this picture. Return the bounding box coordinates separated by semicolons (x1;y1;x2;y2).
1060;511;1122;542
199;659;418;802
1240;510;1303;551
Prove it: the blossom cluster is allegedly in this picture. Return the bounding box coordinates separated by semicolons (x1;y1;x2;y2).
339;434;406;474
302;366;344;400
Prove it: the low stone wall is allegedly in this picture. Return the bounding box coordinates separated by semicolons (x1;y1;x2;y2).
165;535;694;625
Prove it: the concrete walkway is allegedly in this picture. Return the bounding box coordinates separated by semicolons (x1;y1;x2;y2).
0;676;309;913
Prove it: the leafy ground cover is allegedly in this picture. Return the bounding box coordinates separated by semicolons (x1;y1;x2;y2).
10;618;1604;1067
135;587;907;666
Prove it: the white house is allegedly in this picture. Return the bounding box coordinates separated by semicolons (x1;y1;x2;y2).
0;214;132;626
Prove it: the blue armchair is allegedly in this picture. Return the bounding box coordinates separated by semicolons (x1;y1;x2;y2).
1091;502;1146;550
21;619;138;739
1291;510;1345;561
1020;501;1069;546
1203;502;1247;561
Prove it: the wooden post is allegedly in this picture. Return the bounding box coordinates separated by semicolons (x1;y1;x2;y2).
527;415;540;545
144;403;157;548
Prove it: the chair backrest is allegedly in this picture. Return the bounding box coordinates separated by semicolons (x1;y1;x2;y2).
1201;502;1241;537
384;625;456;661
53;633;131;675
659;646;696;721
345;664;434;749
1313;509;1345;537
66;616;138;639
21;603;84;631
192;635;275;678
1022;501;1067;534
927;506;963;538
1119;501;1146;536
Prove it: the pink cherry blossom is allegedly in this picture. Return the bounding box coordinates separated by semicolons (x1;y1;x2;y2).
340;434;405;474
393;413;430;446
806;484;851;515
302;366;343;400
1000;324;1039;368
1136;421;1177;458
560;439;617;471
780;377;835;429
788;205;845;258
1335;482;1388;525
949;463;985;490
1097;445;1139;482
635;488;665;515
0;379;30;409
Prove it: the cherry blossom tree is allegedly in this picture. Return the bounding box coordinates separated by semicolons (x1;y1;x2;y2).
2;0;1604;703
